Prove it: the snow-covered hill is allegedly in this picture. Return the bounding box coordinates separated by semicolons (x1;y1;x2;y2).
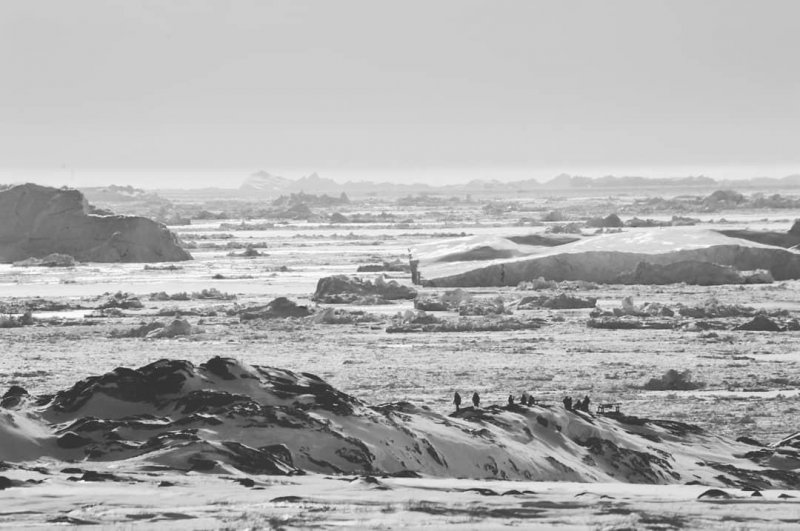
2;357;799;490
416;227;800;286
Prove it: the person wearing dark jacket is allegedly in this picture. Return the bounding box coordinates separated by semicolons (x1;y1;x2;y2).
581;395;591;412
453;391;462;412
563;396;572;410
472;392;480;408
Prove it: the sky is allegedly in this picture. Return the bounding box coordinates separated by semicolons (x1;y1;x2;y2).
0;0;798;188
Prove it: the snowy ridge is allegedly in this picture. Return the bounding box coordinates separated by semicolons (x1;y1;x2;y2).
2;357;800;489
417;227;800;286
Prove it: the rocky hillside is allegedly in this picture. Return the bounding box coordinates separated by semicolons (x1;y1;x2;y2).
2;357;799;489
0;184;191;263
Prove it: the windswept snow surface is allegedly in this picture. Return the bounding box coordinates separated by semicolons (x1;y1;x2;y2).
416;227;800;286
2;472;800;529
3;357;800;487
3;212;800;527
2;357;800;528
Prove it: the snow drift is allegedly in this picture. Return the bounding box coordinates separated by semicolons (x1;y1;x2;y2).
415;228;800;287
2;357;800;489
413;234;575;266
0;183;191;263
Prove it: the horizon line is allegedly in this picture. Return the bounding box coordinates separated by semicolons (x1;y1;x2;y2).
1;165;799;190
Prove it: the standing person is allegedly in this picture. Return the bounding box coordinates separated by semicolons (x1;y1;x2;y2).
508;394;514;406
563;396;572;411
409;248;421;285
521;391;529;406
453;391;462;412
472;392;480;409
582;395;591;413
410;260;420;285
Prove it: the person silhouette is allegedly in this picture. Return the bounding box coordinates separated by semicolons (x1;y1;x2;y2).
581;395;591;412
453;391;462;412
472;392;480;408
508;394;514;406
563;396;572;411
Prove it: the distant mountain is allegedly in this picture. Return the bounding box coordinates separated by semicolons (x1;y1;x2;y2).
240;171;292;195
239;170;439;197
227;170;800;199
81;184;170;205
290;172;342;194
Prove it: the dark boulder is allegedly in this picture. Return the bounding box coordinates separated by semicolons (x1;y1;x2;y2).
586;213;623;228
697;488;731;499
1;385;29;408
313;275;417;304
238;297;312;320
735;315;783;332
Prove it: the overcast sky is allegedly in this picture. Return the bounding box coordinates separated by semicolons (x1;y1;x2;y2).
0;0;798;187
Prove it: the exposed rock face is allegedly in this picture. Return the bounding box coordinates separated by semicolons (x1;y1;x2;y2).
719;222;800;249
3;356;800;488
518;293;597;309
146;318;194;339
735;315;783;332
0;184;191;263
614;261;745;285
238;297;312;320
313;275;417;304
586;213;623;228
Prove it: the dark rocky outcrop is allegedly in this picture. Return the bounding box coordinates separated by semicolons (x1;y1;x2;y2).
145;319;194;339
735;315;783;332
238;298;312;320
313;275;417;304
356;259;410;273
0;184;191;263
1;385;29;409
518;293;597;310
99;292;144;310
719;221;800;249
614;261;747;286
586;213;623;228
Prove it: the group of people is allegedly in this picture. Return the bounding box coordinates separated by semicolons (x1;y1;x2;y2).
451;390;538;412
508;392;536;406
563;395;591;412
452;391;591;413
452;391;480;411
